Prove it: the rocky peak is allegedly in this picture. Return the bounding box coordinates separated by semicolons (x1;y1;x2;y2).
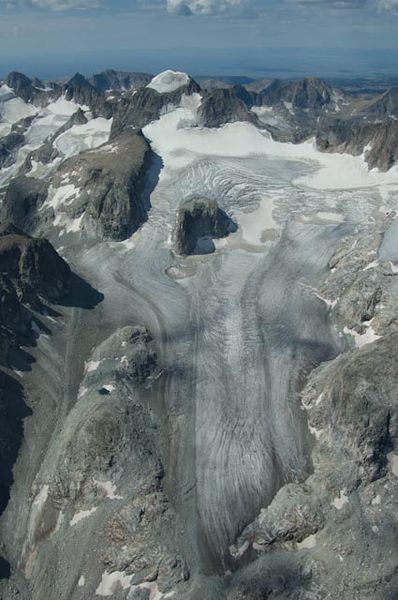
66;72;92;89
63;73;101;109
198;88;253;128
290;77;332;109
90;69;153;93
4;71;34;103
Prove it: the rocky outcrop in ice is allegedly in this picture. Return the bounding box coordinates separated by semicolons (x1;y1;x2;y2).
175;196;237;255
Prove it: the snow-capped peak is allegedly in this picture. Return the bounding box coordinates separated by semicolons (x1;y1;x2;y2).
147;70;190;94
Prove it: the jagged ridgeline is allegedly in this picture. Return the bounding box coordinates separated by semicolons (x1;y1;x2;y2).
0;68;398;600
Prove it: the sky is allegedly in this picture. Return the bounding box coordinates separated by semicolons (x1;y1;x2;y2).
0;0;398;79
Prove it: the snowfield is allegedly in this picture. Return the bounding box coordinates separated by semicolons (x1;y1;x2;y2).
147;69;191;94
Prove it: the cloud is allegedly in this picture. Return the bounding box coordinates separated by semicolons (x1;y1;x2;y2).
166;0;249;15
289;0;398;10
287;0;366;7
376;0;398;12
0;0;98;9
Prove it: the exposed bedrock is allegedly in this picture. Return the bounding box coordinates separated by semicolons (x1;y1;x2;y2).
246;77;335;111
0;222;71;305
51;130;154;241
0;132;25;169
0;223;75;582
2;325;192;600
63;72;103;111
90;69;153;93
175;197;237;255
1;176;49;234
3;131;154;242
316;115;398;171
198;88;254;128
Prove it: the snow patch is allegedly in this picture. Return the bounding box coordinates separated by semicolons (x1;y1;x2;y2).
387;452;398;477
70;507;97;526
44;184;79;211
297;534;317;549
343;321;381;348
147;70;190;94
78;576;85;587
94;480;123;500
85;360;101;373
308;424;323;440
333;491;348;510
96;571;132;596
102;384;116;393
363;259;379;271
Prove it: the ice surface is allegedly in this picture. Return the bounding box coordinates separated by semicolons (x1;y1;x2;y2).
0;84;38;126
25;100;81;146
147;70;190;94
144;114;398;191
379;217;398;263
54;117;112;159
233;196;276;246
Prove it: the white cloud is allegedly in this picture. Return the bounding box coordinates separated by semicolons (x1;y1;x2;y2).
166;0;248;15
376;0;398;11
1;0;98;9
288;0;366;7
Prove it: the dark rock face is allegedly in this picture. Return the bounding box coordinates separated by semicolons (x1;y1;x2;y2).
52;130;153;241
175;197;237;255
1;176;49;234
356;86;398;119
289;77;332;110
90;69;153;93
4;71;60;107
316;116;398;171
0;274;28;365
0;116;38;170
0;225;71;303
0;132;25;169
0;222;71;367
198;88;253;128
10;116;36;136
5;72;35;104
63;73;98;105
309;333;398;482
245;77;334;111
111;78;201;138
